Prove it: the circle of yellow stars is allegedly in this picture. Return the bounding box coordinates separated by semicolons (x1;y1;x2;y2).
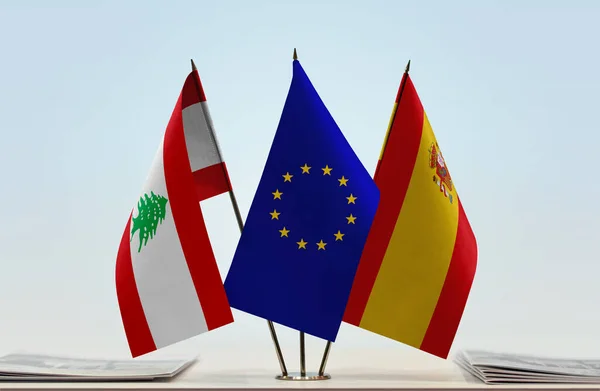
269;163;357;251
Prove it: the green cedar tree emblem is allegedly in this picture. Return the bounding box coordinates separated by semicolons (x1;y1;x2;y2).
130;191;169;252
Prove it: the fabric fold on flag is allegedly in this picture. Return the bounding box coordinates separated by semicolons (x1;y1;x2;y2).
115;68;234;358
343;71;478;359
224;59;380;342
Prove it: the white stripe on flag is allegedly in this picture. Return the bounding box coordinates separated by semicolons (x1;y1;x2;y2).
182;102;222;172
129;137;209;349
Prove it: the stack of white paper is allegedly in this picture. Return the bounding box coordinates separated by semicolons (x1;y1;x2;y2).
456;350;600;384
0;353;195;381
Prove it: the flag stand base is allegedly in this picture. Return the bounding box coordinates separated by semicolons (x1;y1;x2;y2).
270;327;333;381
275;372;331;381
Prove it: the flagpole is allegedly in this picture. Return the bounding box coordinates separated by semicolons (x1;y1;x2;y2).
190;59;288;377
374;59;411;180
300;332;306;377
315;59;412;377
318;341;331;376
294;48;307;380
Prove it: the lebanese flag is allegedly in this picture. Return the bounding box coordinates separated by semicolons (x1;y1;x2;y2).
115;67;234;357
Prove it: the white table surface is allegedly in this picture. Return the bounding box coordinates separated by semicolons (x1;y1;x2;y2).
1;348;600;391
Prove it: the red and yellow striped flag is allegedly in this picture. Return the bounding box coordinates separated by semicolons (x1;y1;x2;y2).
343;67;478;359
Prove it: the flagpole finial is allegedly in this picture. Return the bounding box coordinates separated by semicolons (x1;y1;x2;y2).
191;59;197;71
405;59;411;73
293;48;298;60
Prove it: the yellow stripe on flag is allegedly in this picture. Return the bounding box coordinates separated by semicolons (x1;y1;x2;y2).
358;113;460;348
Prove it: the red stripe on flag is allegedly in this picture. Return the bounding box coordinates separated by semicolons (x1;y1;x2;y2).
419;200;478;358
181;71;207;109
343;75;424;326
115;216;157;357
162;95;234;330
192;162;231;202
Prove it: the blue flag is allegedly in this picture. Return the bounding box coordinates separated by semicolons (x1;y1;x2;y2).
224;59;380;342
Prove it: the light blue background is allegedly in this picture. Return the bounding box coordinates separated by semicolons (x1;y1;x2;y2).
0;0;598;362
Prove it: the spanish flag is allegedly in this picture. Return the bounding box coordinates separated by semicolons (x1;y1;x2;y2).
343;62;478;359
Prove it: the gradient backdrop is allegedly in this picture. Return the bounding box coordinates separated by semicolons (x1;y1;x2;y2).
0;0;598;362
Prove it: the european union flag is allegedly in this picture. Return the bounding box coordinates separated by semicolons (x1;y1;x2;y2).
224;58;380;342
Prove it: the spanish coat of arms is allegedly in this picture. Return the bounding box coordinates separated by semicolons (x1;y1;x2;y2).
428;142;453;204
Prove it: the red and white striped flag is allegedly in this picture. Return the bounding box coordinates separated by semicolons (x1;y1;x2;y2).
115;65;234;357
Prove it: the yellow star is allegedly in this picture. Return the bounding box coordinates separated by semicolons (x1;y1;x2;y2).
297;238;307;249
334;230;345;241
300;164;311;174
279;227;290;237
346;194;357;204
338;176;348;186
346;214;357;224
282;172;293;182
316;240;327;250
272;189;283;199
322;165;333;175
270;210;280;220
